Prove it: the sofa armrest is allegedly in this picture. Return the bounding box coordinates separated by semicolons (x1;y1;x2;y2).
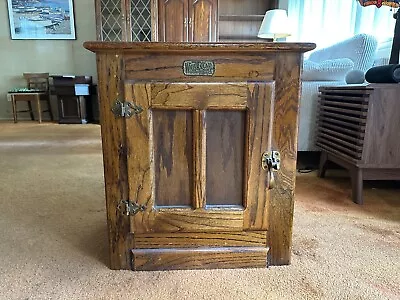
302;58;354;81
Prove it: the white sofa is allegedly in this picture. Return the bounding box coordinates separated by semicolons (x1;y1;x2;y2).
298;34;379;151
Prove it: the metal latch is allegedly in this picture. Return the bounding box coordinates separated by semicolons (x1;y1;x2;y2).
117;200;146;216
261;151;281;189
111;101;143;118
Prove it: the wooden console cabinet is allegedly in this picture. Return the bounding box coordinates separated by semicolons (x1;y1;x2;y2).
316;84;400;204
84;41;315;271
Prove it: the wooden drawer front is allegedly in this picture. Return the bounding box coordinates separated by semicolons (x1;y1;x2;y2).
316;89;370;161
124;54;275;81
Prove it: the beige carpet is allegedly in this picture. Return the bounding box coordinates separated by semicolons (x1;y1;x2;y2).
0;122;399;300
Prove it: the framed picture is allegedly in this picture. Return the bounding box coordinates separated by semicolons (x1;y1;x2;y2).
7;0;76;40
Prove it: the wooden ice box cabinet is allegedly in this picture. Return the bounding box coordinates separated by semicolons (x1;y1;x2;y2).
84;42;315;271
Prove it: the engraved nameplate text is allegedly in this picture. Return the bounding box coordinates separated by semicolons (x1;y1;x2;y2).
183;60;215;76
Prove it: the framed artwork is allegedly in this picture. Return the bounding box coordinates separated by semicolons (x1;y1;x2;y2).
7;0;76;40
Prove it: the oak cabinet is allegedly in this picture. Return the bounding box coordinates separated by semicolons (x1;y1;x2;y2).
84;41;315;271
95;0;278;42
158;0;217;42
95;0;153;42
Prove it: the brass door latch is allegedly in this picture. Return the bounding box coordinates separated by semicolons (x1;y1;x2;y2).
117;200;146;216
261;151;281;189
111;100;143;118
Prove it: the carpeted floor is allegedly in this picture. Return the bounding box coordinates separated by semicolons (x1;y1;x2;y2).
0;122;399;300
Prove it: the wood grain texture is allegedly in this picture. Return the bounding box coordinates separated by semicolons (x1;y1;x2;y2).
131;247;268;270
268;53;302;265
87;42;315;270
150;82;250;109
153;110;193;206
124;55;275;82
98;53;131;269
158;0;188;42
193;110;206;208
134;231;268;248
151;0;159;41
134;208;244;233
189;0;218;42
84;41;316;53
205;110;245;206
125;83;153;234
243;82;274;230
362;86;400;166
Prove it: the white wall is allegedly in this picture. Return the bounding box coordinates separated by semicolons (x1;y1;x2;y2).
0;1;97;120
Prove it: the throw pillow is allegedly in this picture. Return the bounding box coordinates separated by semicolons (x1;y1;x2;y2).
302;58;354;81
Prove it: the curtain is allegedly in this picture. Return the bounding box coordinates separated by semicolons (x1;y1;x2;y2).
287;0;396;48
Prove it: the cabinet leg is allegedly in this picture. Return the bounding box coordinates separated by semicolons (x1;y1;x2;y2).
350;167;363;205
318;151;328;178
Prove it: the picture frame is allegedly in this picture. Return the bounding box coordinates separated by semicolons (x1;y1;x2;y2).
7;0;76;40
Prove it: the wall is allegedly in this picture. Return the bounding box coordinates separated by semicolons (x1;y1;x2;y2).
0;0;97;120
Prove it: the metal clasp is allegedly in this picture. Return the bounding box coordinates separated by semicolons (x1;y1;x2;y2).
111;101;143;118
117;200;146;216
261;151;281;189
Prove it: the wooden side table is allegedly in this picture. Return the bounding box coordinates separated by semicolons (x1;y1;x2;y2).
84;41;315;271
316;84;400;204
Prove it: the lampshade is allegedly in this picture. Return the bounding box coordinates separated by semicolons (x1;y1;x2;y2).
357;0;399;8
258;9;291;40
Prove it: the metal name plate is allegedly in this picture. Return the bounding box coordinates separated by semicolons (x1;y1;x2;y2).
183;60;215;76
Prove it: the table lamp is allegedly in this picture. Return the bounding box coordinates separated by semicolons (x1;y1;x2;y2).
257;9;291;41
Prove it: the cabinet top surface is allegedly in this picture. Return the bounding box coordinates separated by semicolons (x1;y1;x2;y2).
83;41;316;54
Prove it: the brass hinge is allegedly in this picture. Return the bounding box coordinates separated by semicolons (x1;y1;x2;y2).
117;200;146;216
261;151;281;189
111;100;143;118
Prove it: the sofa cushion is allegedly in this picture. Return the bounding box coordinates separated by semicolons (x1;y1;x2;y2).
302;58;354;81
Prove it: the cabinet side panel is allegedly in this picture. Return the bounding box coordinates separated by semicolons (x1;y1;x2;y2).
362;86;400;166
268;53;302;265
97;53;131;269
153;110;194;206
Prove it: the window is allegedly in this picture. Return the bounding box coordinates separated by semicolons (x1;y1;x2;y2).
287;0;396;49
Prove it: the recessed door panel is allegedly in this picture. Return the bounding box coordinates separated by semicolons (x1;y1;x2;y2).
153;110;193;207
205;110;245;206
159;0;188;41
189;0;218;42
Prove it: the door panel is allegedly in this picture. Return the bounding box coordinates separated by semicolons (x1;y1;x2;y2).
158;0;188;41
153;110;193;207
189;0;218;42
125;81;274;236
205;110;245;206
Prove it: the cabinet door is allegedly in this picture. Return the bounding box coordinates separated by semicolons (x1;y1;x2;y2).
95;0;128;41
127;0;153;41
189;0;217;42
124;81;275;271
158;0;188;41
